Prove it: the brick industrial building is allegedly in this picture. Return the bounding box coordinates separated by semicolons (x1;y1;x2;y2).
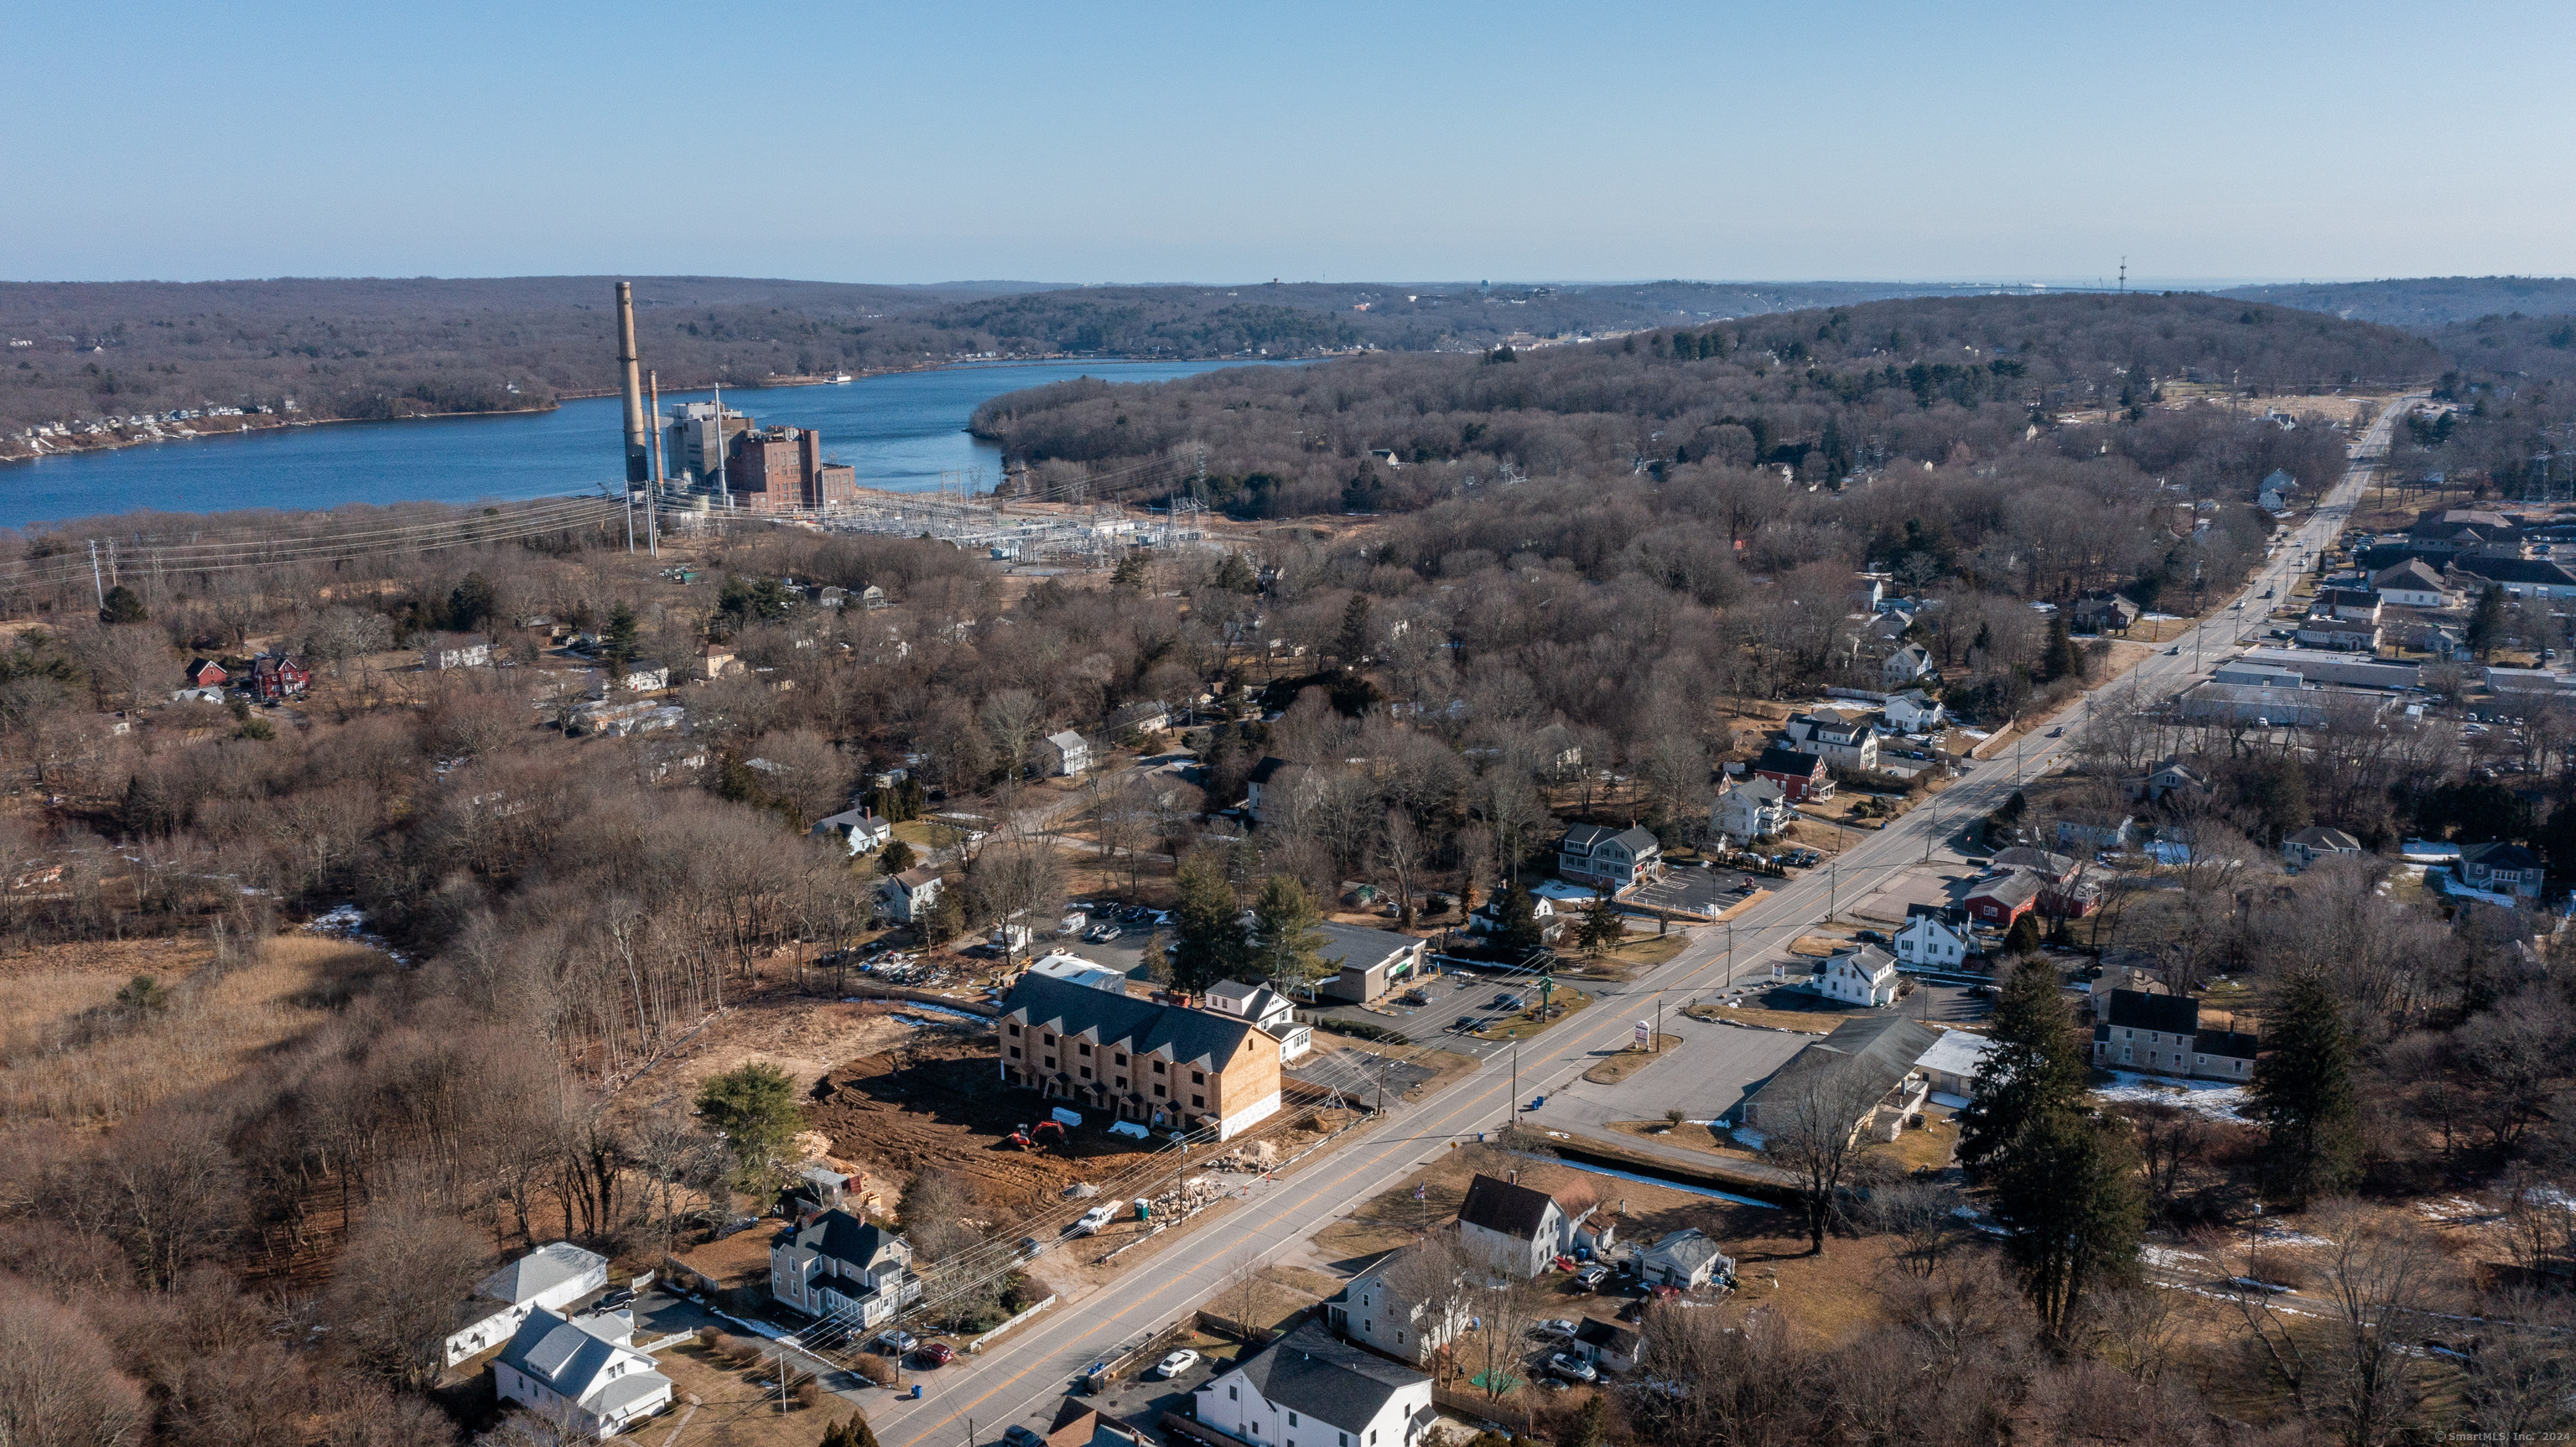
726;425;860;512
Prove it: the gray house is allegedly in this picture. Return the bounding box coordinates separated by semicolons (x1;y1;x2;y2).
769;1209;918;1328
1312;922;1427;1004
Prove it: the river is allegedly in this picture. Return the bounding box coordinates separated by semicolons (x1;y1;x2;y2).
0;359;1262;531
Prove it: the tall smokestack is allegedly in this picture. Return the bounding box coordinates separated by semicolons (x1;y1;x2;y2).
615;282;649;484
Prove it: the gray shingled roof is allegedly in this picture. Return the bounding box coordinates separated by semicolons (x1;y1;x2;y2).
495;1306;662;1412
1231;1320;1426;1433
780;1209;904;1273
1004;973;1262;1070
2101;988;2200;1036
1317;921;1420;971
475;1241;604;1308
1745;1015;1940;1118
1456;1173;1560;1241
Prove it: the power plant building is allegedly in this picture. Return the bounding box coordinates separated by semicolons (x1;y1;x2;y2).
727;426;859;512
664;401;750;485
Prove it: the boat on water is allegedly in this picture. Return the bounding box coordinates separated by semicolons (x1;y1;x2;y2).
829;373;854;384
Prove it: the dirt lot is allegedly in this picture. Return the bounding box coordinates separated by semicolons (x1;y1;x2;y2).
802;1032;1350;1242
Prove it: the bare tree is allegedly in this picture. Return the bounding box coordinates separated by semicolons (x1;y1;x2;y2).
1756;1063;1886;1254
965;837;1065;972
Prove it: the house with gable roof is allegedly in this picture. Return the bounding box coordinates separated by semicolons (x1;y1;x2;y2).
998;973;1282;1138
2090;988;2258;1081
768;1208;918;1326
1556;823;1664;890
445;1241;610;1366
491;1305;673;1436
1454;1172;1609;1278
1193;1320;1433;1447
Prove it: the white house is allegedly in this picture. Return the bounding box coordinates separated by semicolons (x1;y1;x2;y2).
423;634;493;671
1883;644;1935;683
1454;1173;1606;1278
1194;1321;1433;1447
1634;1228;1731;1289
1784;710;1881;772
446;1241;610;1366
491;1306;672;1437
2370;559;2458;609
1331;1243;1467;1364
1711;776;1792;844
811;807;893;855
1884;689;1945;734
1893;910;1975;972
1809;944;1899;1006
1205;979;1312;1061
880;865;943;924
769;1210;919;1327
1037;730;1092;776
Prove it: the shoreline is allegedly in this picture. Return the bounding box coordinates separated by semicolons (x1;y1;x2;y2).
0;354;1298;469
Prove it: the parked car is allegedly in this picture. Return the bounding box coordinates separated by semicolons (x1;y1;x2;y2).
1531;1319;1578;1339
1402;988;1432;1005
1576;1263;1612;1289
1495;993;1525;1010
1087;924;1124;943
1003;1428;1046;1447
918;1342;956;1367
1547;1353;1598;1383
875;1330;920;1354
1154;1349;1202;1379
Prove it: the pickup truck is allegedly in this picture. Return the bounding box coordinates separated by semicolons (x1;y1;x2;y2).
1070;1204;1119;1236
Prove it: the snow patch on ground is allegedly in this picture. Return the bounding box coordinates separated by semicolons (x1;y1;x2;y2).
304;902;411;962
2092;1070;2247;1119
2141;1245;2205;1270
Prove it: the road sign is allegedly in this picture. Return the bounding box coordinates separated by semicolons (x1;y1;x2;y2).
1633;1021;1651;1046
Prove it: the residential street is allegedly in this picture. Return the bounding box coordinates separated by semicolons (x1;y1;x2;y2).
858;399;2415;1447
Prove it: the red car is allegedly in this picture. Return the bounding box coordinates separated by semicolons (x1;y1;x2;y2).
919;1342;956;1367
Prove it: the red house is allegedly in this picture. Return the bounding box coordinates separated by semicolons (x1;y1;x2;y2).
1964;869;2041;927
1751;743;1833;802
245;652;311;702
183;658;228;690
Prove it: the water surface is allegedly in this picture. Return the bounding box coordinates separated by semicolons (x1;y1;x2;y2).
0;359;1259;529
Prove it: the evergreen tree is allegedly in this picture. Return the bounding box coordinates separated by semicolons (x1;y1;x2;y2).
2466;584;2507;660
602;602;641;671
1491;879;1545;962
1958;955;2088;1170
1990;1105;2145;1346
695;1061;804;1189
1214;552;1259;594
1170;852;1246;995
2041;609;2082;682
878;839;918;876
2001;910;2044;957
1578;890;1624;952
1248;875;1330;995
2249;969;2361;1206
1333;594;1372;669
1111;553;1150;594
98;584;148;625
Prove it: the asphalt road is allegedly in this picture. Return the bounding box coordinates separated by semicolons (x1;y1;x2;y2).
859;401;2415;1447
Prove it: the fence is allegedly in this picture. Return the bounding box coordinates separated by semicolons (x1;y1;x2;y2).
965;1294;1057;1353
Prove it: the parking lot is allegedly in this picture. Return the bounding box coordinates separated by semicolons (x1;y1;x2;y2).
1628;864;1768;917
1285;1040;1437;1102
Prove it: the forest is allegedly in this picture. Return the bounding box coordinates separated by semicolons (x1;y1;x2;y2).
971;293;2400;519
0;276;2116;444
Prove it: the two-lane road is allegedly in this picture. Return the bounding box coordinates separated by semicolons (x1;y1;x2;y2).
860;396;2420;1447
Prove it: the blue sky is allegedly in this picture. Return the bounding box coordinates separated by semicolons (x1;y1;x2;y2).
6;0;2571;284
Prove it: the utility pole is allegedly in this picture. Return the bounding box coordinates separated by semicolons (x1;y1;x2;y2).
1827;859;1838;922
86;540;104;610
